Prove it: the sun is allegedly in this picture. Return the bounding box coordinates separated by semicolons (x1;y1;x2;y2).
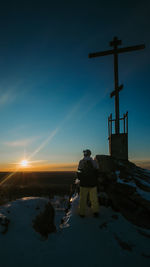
20;160;28;167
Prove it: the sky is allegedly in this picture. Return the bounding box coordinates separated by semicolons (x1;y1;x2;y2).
0;0;150;171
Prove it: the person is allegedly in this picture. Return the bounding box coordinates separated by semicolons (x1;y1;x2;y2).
77;149;99;218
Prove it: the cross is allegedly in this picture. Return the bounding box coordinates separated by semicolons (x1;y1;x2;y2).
88;36;145;134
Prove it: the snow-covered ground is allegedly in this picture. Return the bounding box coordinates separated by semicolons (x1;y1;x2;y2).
0;195;150;267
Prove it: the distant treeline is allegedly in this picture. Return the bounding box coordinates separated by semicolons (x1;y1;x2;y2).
0;171;75;205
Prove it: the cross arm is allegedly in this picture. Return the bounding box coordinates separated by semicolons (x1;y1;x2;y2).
110;84;123;98
88;49;114;58
88;44;145;58
117;44;145;54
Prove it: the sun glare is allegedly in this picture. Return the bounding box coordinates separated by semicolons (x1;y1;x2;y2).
20;160;28;167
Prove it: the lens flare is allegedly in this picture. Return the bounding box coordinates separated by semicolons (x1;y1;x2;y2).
20;160;28;167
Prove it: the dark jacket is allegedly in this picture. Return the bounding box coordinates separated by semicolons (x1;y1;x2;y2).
77;158;99;187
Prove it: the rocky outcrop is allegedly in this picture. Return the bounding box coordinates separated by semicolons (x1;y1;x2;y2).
95;155;150;229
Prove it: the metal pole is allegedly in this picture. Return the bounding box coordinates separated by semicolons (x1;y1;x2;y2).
123;114;125;133
126;112;128;134
114;51;119;134
108;116;110;139
110;113;112;135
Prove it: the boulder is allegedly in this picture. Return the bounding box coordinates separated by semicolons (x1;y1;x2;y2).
95;155;117;173
0;214;10;234
32;202;56;239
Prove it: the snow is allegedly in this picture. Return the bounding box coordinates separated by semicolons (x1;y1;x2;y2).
136;188;150;201
115;170;120;178
0;195;150;267
143;169;150;174
117;177;137;188
116;171;150;201
134;176;150;188
116;171;136;188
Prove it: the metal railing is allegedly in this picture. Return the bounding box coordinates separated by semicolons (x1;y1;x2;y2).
108;111;128;138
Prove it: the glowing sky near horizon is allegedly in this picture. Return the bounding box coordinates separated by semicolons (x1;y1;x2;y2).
0;0;150;171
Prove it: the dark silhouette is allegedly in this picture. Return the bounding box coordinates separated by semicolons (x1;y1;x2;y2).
77;149;99;217
32;202;56;239
89;36;145;134
89;37;145;160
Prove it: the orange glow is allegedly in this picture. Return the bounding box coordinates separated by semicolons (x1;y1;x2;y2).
25;163;78;172
0;162;78;172
0;159;150;172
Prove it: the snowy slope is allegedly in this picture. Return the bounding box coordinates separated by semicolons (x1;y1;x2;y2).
0;195;150;267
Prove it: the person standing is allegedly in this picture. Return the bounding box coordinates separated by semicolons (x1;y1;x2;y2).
77;149;99;217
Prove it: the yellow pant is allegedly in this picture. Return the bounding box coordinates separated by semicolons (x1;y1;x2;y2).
79;186;99;216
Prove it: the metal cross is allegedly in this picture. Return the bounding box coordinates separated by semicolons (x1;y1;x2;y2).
89;36;145;134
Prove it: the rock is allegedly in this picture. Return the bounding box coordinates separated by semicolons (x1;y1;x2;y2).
95;155;117;173
114;234;134;251
96;155;150;229
0;214;10;234
32;202;56;239
98;192;109;206
99;222;108;229
137;229;150;238
141;253;150;259
114;182;136;195
111;214;118;220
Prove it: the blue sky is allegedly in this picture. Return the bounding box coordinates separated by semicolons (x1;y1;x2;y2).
0;0;150;170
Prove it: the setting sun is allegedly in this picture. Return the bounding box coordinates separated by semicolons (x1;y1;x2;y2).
20;160;28;167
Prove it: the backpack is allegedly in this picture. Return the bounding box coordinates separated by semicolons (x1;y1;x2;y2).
77;160;98;187
82;160;95;177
